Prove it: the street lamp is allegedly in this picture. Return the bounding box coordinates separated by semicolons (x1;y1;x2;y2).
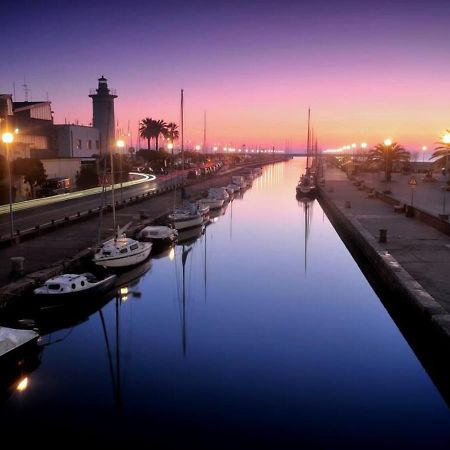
167;142;174;178
116;139;125;203
422;146;427;163
2;132;14;240
383;139;393;191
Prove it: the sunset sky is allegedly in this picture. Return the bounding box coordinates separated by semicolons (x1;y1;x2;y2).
2;0;450;152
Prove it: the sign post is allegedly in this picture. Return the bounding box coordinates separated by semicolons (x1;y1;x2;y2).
408;175;417;207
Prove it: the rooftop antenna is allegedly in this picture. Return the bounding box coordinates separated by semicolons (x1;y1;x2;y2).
23;77;30;102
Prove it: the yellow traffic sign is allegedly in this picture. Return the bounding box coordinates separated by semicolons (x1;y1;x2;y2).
408;176;417;187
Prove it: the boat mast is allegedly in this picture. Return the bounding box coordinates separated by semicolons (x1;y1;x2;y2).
203;110;206;155
181;89;184;172
306;107;311;170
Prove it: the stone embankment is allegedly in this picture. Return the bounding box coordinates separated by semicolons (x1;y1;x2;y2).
318;165;450;342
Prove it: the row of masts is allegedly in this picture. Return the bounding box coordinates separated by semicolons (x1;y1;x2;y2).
305;107;319;171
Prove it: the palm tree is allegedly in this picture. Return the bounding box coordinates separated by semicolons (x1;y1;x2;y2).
139;118;155;150
165;122;179;144
431;130;450;182
153;119;168;151
368;141;410;182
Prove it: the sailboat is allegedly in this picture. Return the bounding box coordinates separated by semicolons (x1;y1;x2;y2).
296;108;316;198
167;89;203;231
94;137;152;268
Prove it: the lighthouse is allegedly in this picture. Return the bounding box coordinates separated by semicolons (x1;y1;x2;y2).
89;75;117;155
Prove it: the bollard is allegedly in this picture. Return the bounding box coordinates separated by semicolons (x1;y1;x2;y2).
405;205;414;218
10;256;25;277
345;200;351;208
379;229;387;243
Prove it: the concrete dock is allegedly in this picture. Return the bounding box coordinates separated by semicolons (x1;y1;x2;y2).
319;164;450;339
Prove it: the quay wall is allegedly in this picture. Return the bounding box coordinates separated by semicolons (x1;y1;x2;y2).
317;185;450;342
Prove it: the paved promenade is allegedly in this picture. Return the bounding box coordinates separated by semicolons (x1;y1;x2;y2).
323;165;450;314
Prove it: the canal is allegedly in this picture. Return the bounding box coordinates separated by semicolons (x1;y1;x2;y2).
1;158;450;448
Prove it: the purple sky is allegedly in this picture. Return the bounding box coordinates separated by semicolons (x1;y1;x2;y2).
2;0;450;151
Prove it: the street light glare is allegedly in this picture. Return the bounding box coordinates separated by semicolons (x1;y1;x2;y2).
116;139;125;148
167;143;173;150
361;142;367;149
442;133;450;145
2;132;14;144
422;146;427;151
384;139;392;146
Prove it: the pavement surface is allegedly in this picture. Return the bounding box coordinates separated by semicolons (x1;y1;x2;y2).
323;164;450;314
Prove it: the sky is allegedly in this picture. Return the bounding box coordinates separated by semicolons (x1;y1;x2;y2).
2;0;450;152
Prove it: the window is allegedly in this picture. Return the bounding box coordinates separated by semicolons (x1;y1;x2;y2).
96;140;100;149
76;139;82;149
130;243;139;251
88;140;92;150
120;248;128;254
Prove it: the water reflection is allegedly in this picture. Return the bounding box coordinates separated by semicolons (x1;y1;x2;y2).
297;196;314;274
0;343;42;405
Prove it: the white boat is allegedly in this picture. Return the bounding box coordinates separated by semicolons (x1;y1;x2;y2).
0;327;39;358
94;235;152;268
231;176;246;189
137;226;178;248
226;184;236;195
34;273;117;302
208;187;229;202
198;197;225;210
168;209;204;230
182;200;210;219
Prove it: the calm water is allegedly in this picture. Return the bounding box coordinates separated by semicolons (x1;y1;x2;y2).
1;158;450;448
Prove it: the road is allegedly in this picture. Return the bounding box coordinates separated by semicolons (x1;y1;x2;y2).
0;172;183;238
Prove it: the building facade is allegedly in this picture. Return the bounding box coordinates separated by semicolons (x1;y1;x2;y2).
54;124;100;158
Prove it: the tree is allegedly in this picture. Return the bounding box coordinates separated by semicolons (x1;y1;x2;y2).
165;122;179;144
431;130;450;182
139;118;155;150
139;118;168;151
367;141;410;182
76;164;99;189
12;157;46;198
153;119;168;151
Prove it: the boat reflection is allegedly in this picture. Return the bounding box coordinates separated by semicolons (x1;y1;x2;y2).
177;225;204;246
297;196;315;274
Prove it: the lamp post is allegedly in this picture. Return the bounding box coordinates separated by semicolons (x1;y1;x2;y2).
116;139;125;203
384;139;392;193
167;142;174;186
442;133;450;183
195;145;201;166
421;146;427;163
2;132;14;240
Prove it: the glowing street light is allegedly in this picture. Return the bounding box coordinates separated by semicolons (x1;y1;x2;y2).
361;142;367;150
443;133;450;145
195;145;201;151
2;132;14;240
384;138;392;146
422;145;427;162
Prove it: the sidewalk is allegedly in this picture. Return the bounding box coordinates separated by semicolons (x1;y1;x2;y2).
323;165;450;314
352;170;450;218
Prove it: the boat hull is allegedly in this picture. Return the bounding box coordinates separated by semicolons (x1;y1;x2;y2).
33;275;117;304
94;245;152;268
170;215;203;230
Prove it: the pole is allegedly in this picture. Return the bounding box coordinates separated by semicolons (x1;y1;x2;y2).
119;146;123;204
181;89;184;173
7;143;14;240
110;142;116;232
410;187;414;207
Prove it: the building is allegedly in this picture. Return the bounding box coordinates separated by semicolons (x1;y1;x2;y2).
54;124;100;158
89;75;117;156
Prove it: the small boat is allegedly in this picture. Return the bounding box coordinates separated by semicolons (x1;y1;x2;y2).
198;197;225;210
94;235;152;268
226;184;236;195
0;327;39;358
168;209;203;230
137;225;178;248
208;187;230;202
34;272;117;302
231;176;246;189
296;174;316;197
182;200;210;220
